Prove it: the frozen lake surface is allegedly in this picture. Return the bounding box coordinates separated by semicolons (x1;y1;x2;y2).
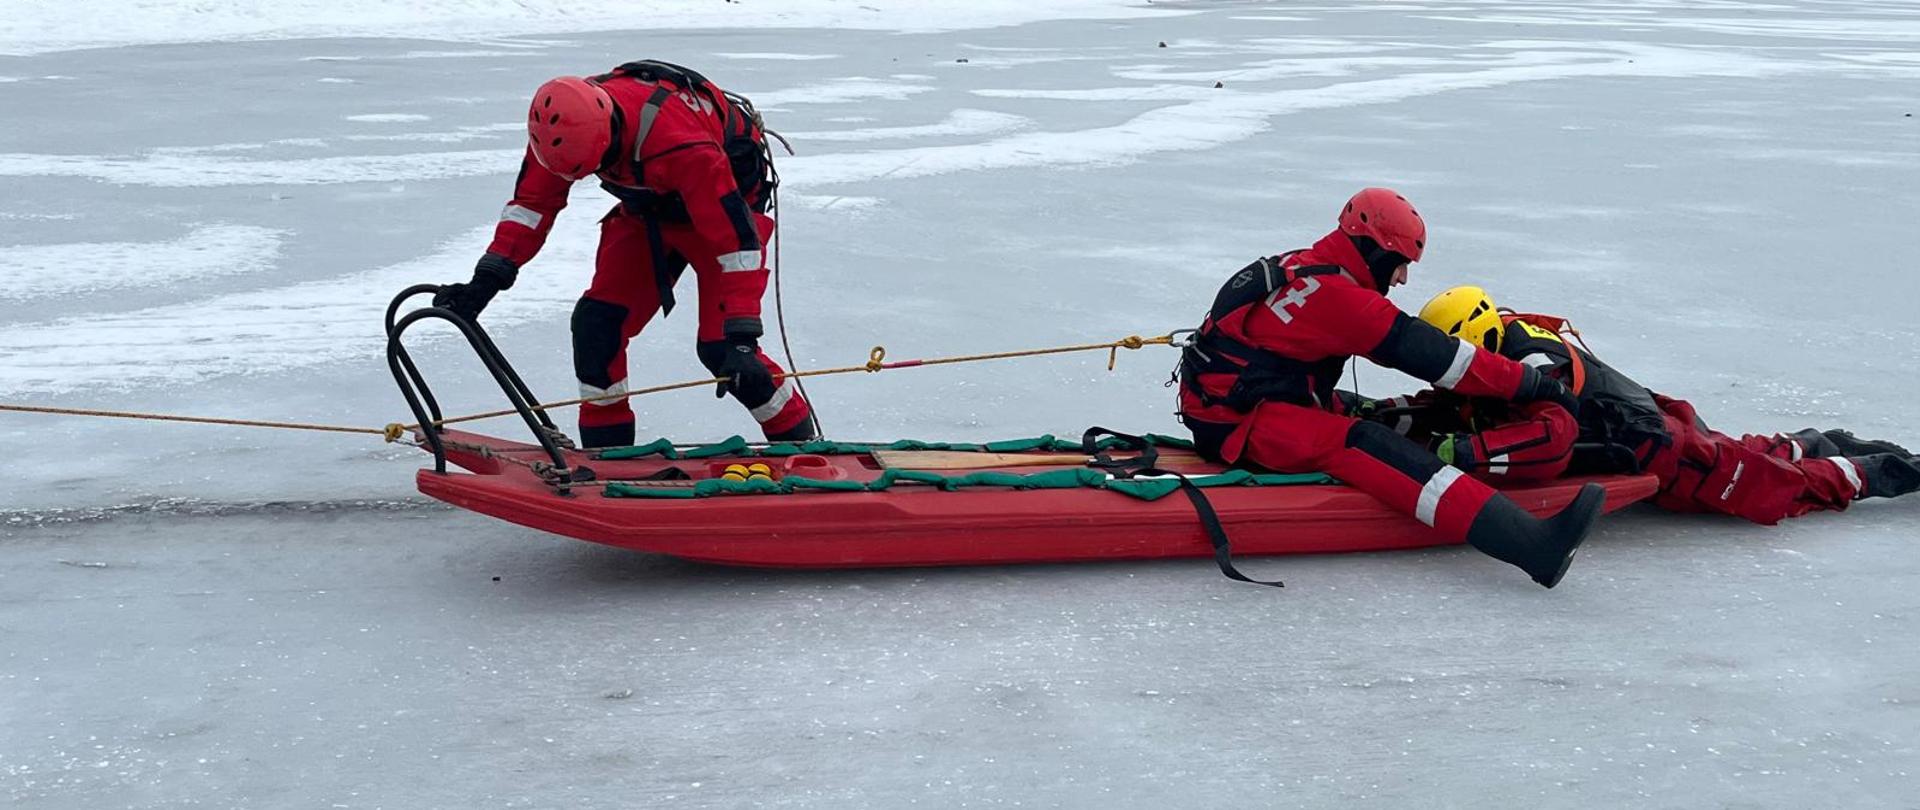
3;1;1918;806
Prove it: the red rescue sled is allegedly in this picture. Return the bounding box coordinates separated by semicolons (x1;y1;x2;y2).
415;429;1657;569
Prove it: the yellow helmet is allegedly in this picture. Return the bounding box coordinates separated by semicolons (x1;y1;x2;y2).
1418;286;1504;352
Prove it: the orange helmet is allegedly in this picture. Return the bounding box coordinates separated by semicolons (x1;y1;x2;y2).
527;76;615;181
1338;187;1426;262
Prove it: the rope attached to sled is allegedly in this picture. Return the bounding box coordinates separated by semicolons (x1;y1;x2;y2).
415;332;1174;431
0;332;1176;441
0;403;387;437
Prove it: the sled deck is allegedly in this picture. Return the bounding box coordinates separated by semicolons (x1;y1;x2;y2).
383;285;1657;573
414;429;1659;569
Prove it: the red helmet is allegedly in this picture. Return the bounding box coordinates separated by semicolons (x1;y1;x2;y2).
527;76;615;181
1338;187;1426;262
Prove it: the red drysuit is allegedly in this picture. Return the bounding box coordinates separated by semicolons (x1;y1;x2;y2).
488;62;812;447
1401;314;1872;524
1175;231;1574;543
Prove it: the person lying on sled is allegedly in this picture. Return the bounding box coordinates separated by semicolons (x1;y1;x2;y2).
1384;286;1920;523
433;61;816;448
1174;188;1605;589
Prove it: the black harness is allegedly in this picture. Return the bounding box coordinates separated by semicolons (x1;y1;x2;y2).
586;60;780;316
590;60;778;217
1179;253;1353;413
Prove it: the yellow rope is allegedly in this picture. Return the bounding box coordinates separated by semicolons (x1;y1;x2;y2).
0;332;1176;441
0;403;386;436
423;333;1173;429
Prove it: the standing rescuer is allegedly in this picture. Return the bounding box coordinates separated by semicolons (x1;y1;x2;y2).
1174;188;1607;588
434;60;816;448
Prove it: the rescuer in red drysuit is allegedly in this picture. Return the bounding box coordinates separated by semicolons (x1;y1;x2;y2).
434;60;815;448
1174;188;1606;589
1398;286;1920;523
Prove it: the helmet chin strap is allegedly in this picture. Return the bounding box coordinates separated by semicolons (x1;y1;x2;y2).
595;103;628;177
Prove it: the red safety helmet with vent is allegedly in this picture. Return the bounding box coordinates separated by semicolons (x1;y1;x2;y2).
1338;187;1426;263
527;76;615;181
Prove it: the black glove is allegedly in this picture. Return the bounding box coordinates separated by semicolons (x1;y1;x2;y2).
1513;364;1580;419
714;336;773;399
433;253;518;322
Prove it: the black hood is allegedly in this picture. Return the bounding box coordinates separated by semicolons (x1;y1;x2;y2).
1349;235;1411;293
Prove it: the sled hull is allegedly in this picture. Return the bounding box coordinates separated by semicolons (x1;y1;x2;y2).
418;430;1658;568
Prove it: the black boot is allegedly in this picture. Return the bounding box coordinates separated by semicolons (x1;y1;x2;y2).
1464;483;1608;588
1851;453;1920;500
580;422;636;449
1787;428;1914;459
1824;430;1913;458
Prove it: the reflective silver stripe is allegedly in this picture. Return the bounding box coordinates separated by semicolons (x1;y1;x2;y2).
1415;466;1465;527
718;250;763;272
1488;454;1510;476
579;379;629;401
1521;353;1554;369
1435;340;1477;389
750;378;797;422
1386;396;1411;434
499;203;543;230
633;87;669;161
1829;457;1863;497
1789;440;1804;461
1719;461;1746;502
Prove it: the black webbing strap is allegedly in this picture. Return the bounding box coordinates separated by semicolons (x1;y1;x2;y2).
1150;467;1283;588
1080;427;1283;588
1082;425;1158;475
644;216;676;316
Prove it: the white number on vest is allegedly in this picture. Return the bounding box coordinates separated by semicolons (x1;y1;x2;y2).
1266;276;1322;323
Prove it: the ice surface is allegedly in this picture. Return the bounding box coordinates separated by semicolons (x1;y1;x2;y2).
0;0;1169;55
0;225;286;302
3;1;1919;806
342;113;434;123
777;109;1032;143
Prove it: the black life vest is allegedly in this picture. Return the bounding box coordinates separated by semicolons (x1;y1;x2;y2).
590;60;778;221
1498;317;1671;471
1180;253;1352;414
